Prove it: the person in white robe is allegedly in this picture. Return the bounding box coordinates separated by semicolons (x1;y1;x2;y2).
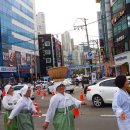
7;84;37;130
43;81;86;130
2;84;20;130
112;75;130;130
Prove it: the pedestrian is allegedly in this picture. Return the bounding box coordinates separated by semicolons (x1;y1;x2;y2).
42;82;86;130
2;84;20;130
112;75;130;130
7;84;37;130
0;87;2;111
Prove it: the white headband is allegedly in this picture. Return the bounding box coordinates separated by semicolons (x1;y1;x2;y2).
54;81;65;93
21;84;29;96
4;84;12;94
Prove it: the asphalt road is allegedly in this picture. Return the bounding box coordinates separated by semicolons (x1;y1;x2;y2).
0;85;118;130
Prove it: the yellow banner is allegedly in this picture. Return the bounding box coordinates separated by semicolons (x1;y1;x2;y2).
96;0;101;3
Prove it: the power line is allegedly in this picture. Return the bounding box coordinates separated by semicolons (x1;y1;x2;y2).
0;10;120;46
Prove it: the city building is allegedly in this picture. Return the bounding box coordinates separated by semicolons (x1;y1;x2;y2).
0;0;39;83
38;34;63;76
61;31;73;66
72;45;82;65
97;0;114;76
36;12;46;34
111;0;130;75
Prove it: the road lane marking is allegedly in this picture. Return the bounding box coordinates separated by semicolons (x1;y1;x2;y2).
0;111;5;114
100;115;115;117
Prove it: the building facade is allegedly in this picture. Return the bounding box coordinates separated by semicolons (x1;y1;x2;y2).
97;0;115;76
111;0;130;75
38;34;63;76
36;12;46;34
0;0;38;82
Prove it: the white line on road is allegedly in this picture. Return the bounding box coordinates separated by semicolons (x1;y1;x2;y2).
100;115;115;117
0;111;5;114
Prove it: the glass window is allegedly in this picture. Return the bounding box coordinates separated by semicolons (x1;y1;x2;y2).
125;41;129;51
46;58;51;63
126;0;130;3
113;17;127;36
45;50;51;55
45;41;50;46
99;79;116;87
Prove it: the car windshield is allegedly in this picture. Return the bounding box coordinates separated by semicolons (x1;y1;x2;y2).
13;85;24;90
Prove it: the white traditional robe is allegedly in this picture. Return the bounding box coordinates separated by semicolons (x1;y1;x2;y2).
2;93;21;110
45;92;81;122
8;96;36;119
112;89;130;130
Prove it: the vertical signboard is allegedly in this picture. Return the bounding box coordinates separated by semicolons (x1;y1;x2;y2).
26;54;31;65
3;48;9;66
9;50;16;66
21;52;26;65
15;51;21;65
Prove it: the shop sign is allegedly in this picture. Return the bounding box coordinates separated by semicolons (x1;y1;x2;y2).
112;9;125;25
110;0;117;6
116;35;126;42
0;67;17;72
115;56;127;62
96;0;100;3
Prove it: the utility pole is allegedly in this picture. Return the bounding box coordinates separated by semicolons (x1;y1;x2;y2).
73;18;92;75
84;18;90;48
90;39;102;74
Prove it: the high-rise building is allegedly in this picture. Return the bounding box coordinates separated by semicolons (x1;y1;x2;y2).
0;0;38;82
61;31;73;66
111;0;130;75
97;0;114;76
36;12;46;34
38;34;63;76
61;31;72;52
98;0;130;76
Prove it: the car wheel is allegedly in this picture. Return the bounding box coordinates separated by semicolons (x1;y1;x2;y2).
92;95;104;108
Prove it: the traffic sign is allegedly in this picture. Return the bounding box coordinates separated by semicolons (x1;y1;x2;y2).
87;52;93;59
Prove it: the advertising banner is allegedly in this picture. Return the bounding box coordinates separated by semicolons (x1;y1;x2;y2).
21;52;26;65
110;0;117;6
9;50;16;66
0;67;17;72
26;54;31;65
2;48;9;66
15;51;21;65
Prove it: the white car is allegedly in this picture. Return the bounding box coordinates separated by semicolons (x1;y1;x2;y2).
35;81;48;89
13;83;35;100
48;80;75;94
86;78;118;107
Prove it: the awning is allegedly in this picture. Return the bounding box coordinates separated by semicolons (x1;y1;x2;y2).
112;62;127;67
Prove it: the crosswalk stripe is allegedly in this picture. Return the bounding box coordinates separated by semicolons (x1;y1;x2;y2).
100;115;115;117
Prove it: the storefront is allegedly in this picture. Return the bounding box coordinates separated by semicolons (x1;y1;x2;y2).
114;51;130;76
0;66;17;85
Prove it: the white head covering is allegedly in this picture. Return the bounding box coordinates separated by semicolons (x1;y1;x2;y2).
54;81;65;93
21;84;29;96
4;84;12;94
